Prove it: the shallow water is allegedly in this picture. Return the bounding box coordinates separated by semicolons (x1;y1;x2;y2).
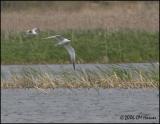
1;63;159;80
1;89;159;123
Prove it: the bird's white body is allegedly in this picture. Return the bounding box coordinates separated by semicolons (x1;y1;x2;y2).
26;27;40;36
43;35;76;70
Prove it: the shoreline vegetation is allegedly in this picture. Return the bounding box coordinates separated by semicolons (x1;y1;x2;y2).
1;64;159;89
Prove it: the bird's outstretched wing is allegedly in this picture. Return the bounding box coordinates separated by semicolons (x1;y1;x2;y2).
43;35;65;42
32;27;39;31
64;44;76;70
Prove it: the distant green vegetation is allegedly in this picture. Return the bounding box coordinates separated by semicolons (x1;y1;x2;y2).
1;29;159;64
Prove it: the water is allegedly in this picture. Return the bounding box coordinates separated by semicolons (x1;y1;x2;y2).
1;63;159;80
1;63;159;122
1;88;159;123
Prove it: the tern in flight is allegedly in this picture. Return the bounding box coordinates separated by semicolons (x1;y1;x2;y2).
43;35;76;70
26;27;40;36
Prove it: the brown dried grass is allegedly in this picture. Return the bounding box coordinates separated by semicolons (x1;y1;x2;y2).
1;71;158;89
1;1;159;32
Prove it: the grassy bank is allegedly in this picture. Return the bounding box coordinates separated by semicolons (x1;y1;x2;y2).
1;64;159;89
1;30;159;64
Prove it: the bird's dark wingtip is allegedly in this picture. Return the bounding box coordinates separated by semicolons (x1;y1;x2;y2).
73;62;76;70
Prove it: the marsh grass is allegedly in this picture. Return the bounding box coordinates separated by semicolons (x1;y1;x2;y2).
1;65;159;89
1;1;159;32
1;30;159;64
